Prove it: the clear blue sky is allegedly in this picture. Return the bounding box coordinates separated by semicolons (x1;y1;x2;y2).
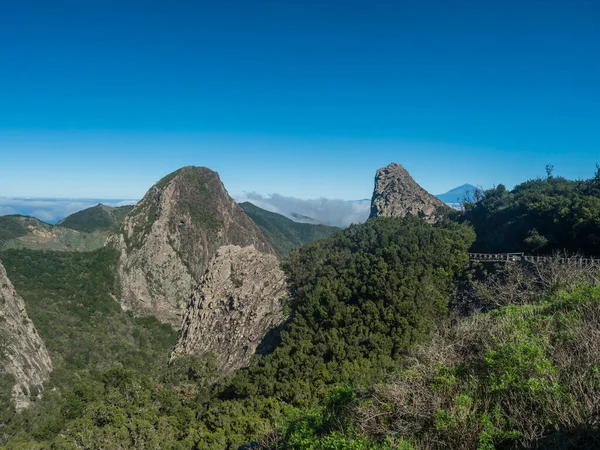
1;0;598;200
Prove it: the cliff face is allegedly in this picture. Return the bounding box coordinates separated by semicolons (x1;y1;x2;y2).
171;245;287;374
0;260;53;411
369;163;450;223
108;166;273;326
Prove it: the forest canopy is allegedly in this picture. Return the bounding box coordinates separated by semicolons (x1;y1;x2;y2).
463;171;600;255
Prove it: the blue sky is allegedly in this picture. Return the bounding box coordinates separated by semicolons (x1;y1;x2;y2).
1;0;599;201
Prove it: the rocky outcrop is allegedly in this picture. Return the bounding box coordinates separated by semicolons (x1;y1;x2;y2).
0;260;52;411
171;245;287;374
107;166;273;326
369;163;450;223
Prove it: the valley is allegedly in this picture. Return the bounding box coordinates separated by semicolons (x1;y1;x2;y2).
1;163;600;449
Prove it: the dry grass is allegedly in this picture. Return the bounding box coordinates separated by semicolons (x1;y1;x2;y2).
464;251;600;312
353;259;600;449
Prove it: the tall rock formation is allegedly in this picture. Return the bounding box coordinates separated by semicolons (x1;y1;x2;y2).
0;260;53;411
369;163;450;223
107;166;274;326
171;245;287;374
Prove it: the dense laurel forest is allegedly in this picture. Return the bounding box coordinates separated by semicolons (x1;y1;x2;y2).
0;248;177;447
463;171;600;255
1;171;600;449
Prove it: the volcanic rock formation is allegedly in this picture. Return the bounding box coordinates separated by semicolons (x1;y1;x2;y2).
171;245;287;374
369;163;450;223
107;166;273;326
0;260;53;411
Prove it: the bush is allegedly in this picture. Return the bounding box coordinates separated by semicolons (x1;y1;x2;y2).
229;217;475;406
463;172;600;255
353;284;600;449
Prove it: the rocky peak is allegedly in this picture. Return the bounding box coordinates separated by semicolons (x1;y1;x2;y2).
171;244;287;374
369;163;450;223
108;166;274;326
0;260;53;411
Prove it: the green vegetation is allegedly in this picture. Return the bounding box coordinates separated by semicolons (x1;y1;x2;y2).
178;169;222;232
230;217;475;406
0;215;29;245
239;201;339;257
0;216;474;448
125;167;222;251
462;169;600;254
0;248;177;445
57;204;134;233
4;168;600;449
345;283;600;449
0;213;114;252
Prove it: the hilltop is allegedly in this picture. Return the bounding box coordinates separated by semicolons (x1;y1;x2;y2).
436;183;480;203
108;166;274;326
0;215;106;251
57;204;134;232
370;163;450;222
0;204;134;252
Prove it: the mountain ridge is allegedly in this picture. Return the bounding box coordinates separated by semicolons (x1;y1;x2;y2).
239;201;339;257
436;183;480;203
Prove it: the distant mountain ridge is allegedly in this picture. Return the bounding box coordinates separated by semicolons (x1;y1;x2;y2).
0;197;137;224
0;204;134;251
58;204;134;232
436;183;480;204
239;201;339;257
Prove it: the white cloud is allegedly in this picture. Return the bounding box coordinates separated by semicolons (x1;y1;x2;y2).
235;193;371;228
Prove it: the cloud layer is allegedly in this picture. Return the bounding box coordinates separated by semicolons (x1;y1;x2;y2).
0;198;138;224
1;194;371;228
236;193;371;228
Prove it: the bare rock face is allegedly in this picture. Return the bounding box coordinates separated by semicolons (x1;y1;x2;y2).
0;260;53;411
107;166;273;327
369;163;450;223
171;245;287;374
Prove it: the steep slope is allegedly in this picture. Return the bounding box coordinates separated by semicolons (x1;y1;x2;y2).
239;201;339;257
0;215;106;251
369;163;450;222
108;166;273;326
57;204;134;232
171;245;287;374
0;259;52;411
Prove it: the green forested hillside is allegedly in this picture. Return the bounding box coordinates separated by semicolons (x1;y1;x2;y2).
463;172;600;255
274;270;600;449
3;181;600;449
0;248;177;445
230;216;475;405
57;204;134;233
0;216;475;449
0;215;107;251
0;205;133;252
0;215;30;244
239;201;339;257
